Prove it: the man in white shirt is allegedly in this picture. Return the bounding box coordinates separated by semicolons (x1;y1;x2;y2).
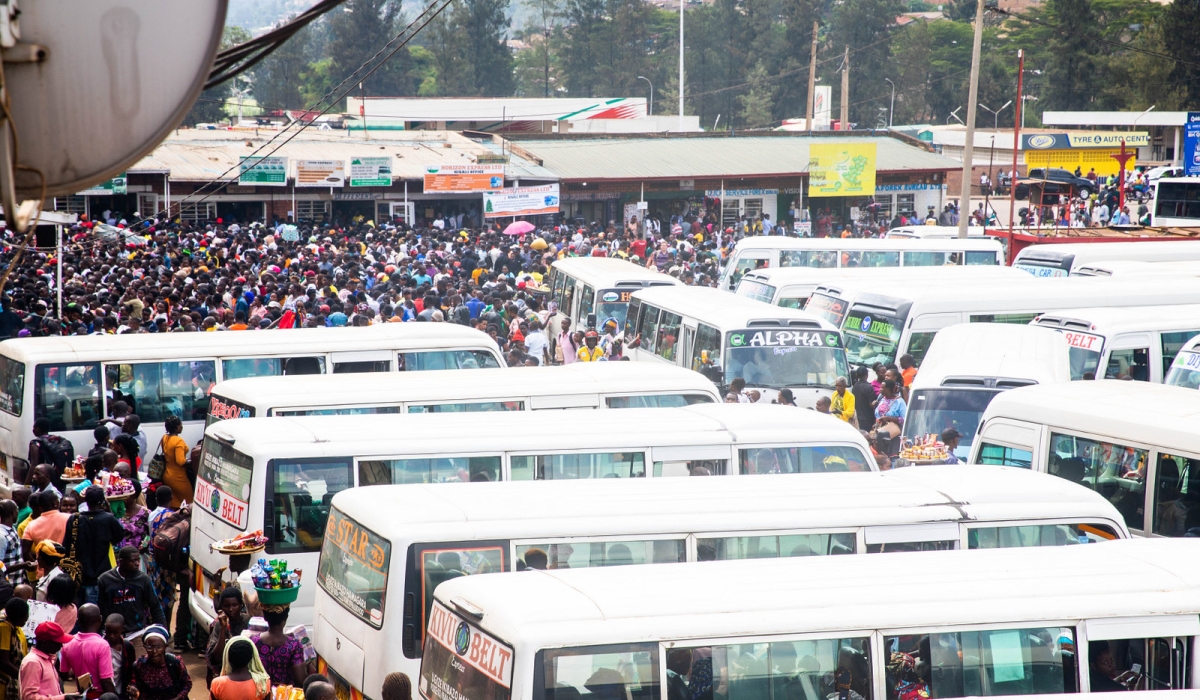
524;321;550;365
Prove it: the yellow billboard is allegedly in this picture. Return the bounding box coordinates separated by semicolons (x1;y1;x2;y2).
809;142;877;197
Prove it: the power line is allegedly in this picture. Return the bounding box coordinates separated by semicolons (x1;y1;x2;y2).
207;0;350;90
995;7;1200;70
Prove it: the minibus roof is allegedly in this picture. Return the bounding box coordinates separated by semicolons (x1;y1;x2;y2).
551;258;682;288
739;266;1024;287
0;323;495;364
1014;240;1200;266
980;379;1200;447
729;236;1000;251
434;538;1200;650
910;324;1070;389
211;362;720;408
329;464;1127;541
630;286;838;332
205;403;871;460
1033;304;1200;335
1071;259;1200;277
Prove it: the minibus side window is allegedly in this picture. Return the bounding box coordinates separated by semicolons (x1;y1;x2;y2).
580;285;595;322
267;457;352;554
35;363;101;432
655;312;683;362
661;637;872;700
1161;331;1200;380
563;277;577;319
906;332;937;365
851;251;900;268
967;522;1118;548
405;541;506;657
221;356;326;379
0;355;25;416
1049;432;1146;531
968;313;1039;324
537;644;658;700
1104;347;1151;381
511;452;646;480
738;446;870;474
977;443;1032;468
408;401;523;413
903;251;947;267
965;251;1000;265
884;626;1075;697
359;456;501;485
332;360;391;374
780;250;836;268
691;324;721;375
399;350;502;371
624;299;643;340
638;306;662;351
107;361;216;422
606;394;713;409
697;532;856;560
1153;453;1200;537
516;539;685;570
1087;637;1191;691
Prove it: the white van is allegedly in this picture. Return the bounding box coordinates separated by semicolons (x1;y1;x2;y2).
903;324;1071;461
1031;305;1200;382
734;265;1028;309
546;258;681;333
1012;241;1200;277
970;380;1200;537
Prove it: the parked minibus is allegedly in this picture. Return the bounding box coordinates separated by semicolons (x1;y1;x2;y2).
547;258;681;333
970;380;1200;537
420;539;1200;700
311;466;1129;700
1031;305;1200;382
717;237;1004;291
207;363;719;422
902;324;1070;461
734;265;1028;309
624;286;846;406
1151;177;1200;226
1012;240;1200;277
807;276;1200;368
0;324;503;483
1165;334;1200;389
189;404;873;627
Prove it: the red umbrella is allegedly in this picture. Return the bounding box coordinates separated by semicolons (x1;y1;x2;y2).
504;221;535;236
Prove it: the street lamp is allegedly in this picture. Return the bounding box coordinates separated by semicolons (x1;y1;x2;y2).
884;78;895;127
948;106;964;125
637;76;654;116
1020;95;1038;128
978;100;1012;130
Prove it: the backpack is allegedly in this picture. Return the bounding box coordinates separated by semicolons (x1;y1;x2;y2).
150;503;191;573
36;435;74;472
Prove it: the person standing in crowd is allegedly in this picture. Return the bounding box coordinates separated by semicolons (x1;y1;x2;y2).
157;417;191;510
851;368;876;430
103;615;135;700
63;488;125;606
18;622;76;700
129;626;190;700
381;673;412;700
0;598;28;700
211;639;271;700
0;501;26;588
59;605;117;698
97;548;165;643
252;605;307;688
830;377;856;425
205;588;249;687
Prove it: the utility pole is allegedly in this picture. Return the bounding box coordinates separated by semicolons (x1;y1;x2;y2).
840;45;849;131
1008;49;1023;244
957;0;985;238
679;0;685;130
806;21;818;128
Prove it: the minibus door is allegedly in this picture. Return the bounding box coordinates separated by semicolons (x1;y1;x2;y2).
680;326;696;368
1082;615;1200;691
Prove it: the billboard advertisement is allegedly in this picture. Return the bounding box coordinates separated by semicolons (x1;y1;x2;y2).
483;184;560;218
808;142;876;197
424;164;504;193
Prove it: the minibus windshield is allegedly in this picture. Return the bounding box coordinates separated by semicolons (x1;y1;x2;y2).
1059;330;1105;380
317;507;391;628
903;388;1000;459
595;289;634;330
1165;350;1200;389
804;293;849;326
724;329;847;389
736;280;776;304
843;309;905;366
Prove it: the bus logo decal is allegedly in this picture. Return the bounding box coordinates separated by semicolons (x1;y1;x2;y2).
730;334;746;347
454;621;471;656
860;316;871;330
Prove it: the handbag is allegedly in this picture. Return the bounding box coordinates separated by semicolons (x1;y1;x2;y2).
147;437;167;480
59;514;84;585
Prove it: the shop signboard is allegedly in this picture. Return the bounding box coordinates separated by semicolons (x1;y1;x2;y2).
809;142;877;197
1185;113;1200;177
483;184;559;218
239;156;288;186
296;159;346;187
424;164;504;193
1023;132;1149;150
349;157;393;187
78;174;127;196
813;86;832;130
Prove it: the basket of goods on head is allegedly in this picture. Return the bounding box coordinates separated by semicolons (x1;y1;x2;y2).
898;434;951;465
211;530;269;555
63;456;87;482
253;559;302;605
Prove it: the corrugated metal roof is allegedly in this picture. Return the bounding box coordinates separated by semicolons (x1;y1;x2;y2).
514;134;960;181
129;128;554;182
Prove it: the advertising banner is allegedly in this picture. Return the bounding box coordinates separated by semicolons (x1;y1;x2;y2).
349;157;393;187
483;184;560;218
424;164;504;193
1023;132;1149;150
239;156;288;186
195;443;253;529
1185;113;1200;177
809;142;877;197
296;159;346;187
78;174;127;196
813;86;832;130
419;600;513;700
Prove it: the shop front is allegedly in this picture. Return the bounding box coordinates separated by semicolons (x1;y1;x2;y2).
1022;132;1149;177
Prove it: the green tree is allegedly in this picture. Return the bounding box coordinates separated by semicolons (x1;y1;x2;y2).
428;0;515;95
324;0;416;104
250;22;314;110
737;61;775;127
559;0;608;96
1158;0;1199;104
829;0;904;126
522;0;562;96
183;26;251;126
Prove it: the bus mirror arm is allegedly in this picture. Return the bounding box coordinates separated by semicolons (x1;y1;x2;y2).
586;313;597;330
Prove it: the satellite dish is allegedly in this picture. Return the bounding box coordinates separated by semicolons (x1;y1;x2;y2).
4;0;228;199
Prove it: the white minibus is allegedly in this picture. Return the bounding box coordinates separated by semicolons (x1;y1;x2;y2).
1031;305;1200;382
808;276;1200;367
1165;333;1200;389
902;324;1070;461
624;286;846;406
717;237;1004;291
1012;240;1200;277
1151;177;1200;226
1070;259;1200;277
312;466;1129;700
189;404;873;627
734;265;1028;309
420;539;1200;700
206;363;719;422
547;258;681;333
970;380;1200;537
0;324;503;483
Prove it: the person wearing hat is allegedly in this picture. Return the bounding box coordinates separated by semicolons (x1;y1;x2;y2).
18;621;77;700
129;626;190;700
31;540;64;602
577;330;605;363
